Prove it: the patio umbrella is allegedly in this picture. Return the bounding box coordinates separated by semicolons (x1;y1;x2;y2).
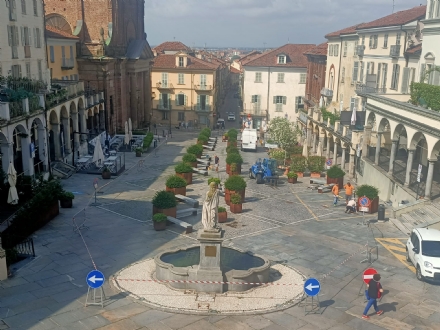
7;162;19;205
128;118;133;141
124;121;129;145
302;143;309;158
92;141;105;166
316;140;323;157
351;106;357;126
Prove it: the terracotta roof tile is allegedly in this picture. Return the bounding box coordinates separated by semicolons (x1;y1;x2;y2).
238;51;262;64
230;67;240;74
243;44;315;68
153;41;191;53
152;54;217;70
357;5;426;30
405;43;422;55
325;23;365;38
304;42;328;56
45;25;78;40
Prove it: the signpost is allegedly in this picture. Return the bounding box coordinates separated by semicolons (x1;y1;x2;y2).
85;270;106;307
303;278;321;314
326;159;332;169
358;267;378;299
91;178;100;206
359;196;371;225
416;164;422;199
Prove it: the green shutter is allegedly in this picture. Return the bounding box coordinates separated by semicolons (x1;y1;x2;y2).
197;94;200;110
273;96;276;104
283;96;287;105
184;94;187;106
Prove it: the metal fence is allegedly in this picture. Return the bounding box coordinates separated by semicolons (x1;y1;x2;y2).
392;160;407;185
378;152;390;173
367;146;376;163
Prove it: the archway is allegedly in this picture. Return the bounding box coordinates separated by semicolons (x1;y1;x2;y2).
366;112;376;131
12;124;28;175
0;132;10;174
49;110;59;161
30;118;45;174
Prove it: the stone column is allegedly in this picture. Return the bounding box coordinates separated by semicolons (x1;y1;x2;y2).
341;145;346;171
20;135;34;176
424;159;436;200
375;132;382;165
79;110;87;142
62;118;72;155
333;142;338;165
312;133;317;154
51;124;61;160
94;113;99;132
37;127;48;171
306;129;311;148
404;149;415;186
361;125;372;159
319;137;324;156
1;142;12;174
388;139;398;176
349;150;355;177
326;137;331;159
71;112;80;151
130;73;137;128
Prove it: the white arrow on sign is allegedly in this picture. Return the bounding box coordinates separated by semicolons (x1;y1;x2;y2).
88;275;104;284
363;275;374;279
305;283;320;291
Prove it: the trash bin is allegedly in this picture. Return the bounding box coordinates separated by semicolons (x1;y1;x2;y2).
153;139;157;148
378;204;385;221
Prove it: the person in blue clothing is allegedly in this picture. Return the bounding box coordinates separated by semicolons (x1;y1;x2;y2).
362;273;384;319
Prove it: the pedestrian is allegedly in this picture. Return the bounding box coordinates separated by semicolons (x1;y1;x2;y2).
344;181;354;205
214;154;219;172
362;274;384;319
165;133;168;144
185;122;188;130
332;184;339;206
345;198;357;213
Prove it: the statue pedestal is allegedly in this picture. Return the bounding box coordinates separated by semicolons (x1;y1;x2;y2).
195;229;224;293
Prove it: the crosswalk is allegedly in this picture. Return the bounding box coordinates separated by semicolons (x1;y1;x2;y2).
375;238;415;273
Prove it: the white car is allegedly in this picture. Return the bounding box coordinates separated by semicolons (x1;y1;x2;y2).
228;113;235;121
406;228;440;281
216;118;225;128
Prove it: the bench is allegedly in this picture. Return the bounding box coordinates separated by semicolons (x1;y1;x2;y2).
197;159;210;166
318;184;335;193
175;195;199;208
310;178;326;185
203;145;215;151
192;167;208;176
209;137;217;141
167;216;193;234
177;208;198;217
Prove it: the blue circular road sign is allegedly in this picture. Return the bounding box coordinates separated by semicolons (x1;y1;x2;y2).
304;277;321;297
359;196;370;207
86;270;105;289
326;159;332;166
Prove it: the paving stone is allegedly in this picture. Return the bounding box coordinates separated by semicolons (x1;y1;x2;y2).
421;299;440;313
400;304;436;319
130;310;173;327
3;307;53;328
262;312;307;329
101;303;147;322
179;319;220;330
375;316;414;330
95;318;140;330
344;318;387;330
260;323;287;330
214;317;253;330
142;322;173;330
160;314;205;329
19;319;59;330
50;309;101;326
401;314;437;329
243;316;273;330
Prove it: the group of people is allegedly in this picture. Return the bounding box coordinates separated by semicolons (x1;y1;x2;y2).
331;181;357;213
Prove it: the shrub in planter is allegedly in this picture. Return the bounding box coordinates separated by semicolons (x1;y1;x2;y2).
226;145;239;154
182;153;197;167
356;184;380;213
230;193;242;214
152;213;167;231
287;172;298;184
222;132;229;141
290;155;307;176
102;166;112;179
59;191;74;208
308;156;325;176
218;206;227;223
226;153;243;174
152;190;178;217
187;144;204;158
175;162;193;184
197;134;209;145
291;145;303;156
165;175;187;196
201;128;211;137
326;165;345;189
135;147;143;157
228;128;238;139
143;132;154;150
270;149;286;162
225;175;246;203
208;177;221;187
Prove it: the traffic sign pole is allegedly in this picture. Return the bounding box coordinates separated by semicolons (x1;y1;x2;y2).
85;270;106;307
303;278;322;315
358;267;378;300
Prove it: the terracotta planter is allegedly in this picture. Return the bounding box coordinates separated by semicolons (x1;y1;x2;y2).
236;164;242;174
196;153;202;159
288;177;297;184
166;186;186;196
230;189;245;203
327;176;343;189
59;198;73;208
357;197;379;214
176;172;193;185
225;188;231;205
230;203;243;214
222;135;228;142
229;171;239;177
218;211;227;223
284;168;289;175
153;221;167;231
102;171;112;179
227;141;237;147
189;162;197;168
152;206;177;218
296;172;304;178
226;164;231;174
310;172;321;178
136;151;142;157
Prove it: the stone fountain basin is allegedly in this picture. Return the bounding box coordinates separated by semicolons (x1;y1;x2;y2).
155;246;270;292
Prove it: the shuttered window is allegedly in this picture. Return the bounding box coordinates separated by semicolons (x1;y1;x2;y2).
391;64;400;90
352;62;359;83
401;67;411;94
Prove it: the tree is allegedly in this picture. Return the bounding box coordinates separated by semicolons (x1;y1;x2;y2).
268;117;301;151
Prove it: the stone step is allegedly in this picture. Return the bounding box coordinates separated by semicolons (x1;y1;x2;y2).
176;195;199;208
310;178;326;185
167;216;193;234
389;218;412;235
426;204;440;217
176;208;198;217
417;207;438;223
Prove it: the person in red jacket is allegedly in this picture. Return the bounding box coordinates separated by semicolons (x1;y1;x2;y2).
362;274;384;319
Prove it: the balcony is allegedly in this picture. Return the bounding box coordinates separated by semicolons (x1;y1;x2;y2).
321;88;333;98
195;104;211;112
47;81;86;108
243;105;264;116
390;45;400;58
356;45;365;57
11;46;18;59
355;85;387;94
195;84;213;92
158;103;171;110
61;57;75;70
24;45;31;58
156;82;174;90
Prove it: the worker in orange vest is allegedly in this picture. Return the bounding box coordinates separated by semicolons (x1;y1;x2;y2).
332;184;339;206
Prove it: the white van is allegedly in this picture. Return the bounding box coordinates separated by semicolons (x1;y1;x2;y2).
241;128;258;151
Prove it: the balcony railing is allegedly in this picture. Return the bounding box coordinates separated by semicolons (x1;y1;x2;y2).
243;107;264;116
356;45;365;57
158;103;171;110
195;84;213;91
9;101;25;118
156;82;174;89
61;58;75;70
24;45;31;58
11;46;18;59
320;88;333;98
355;86;387;94
390;45;400;58
196;105;211;112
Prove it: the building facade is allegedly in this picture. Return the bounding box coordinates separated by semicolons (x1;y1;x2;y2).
304;42;327;110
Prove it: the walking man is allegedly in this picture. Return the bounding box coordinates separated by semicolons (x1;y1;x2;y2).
344;181;354;205
362;274;384;319
214;154;219;172
332;184;339;206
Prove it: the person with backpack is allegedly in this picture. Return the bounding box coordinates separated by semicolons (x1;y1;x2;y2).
362;273;384;319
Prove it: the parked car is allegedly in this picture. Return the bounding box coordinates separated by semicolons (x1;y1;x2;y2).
228;113;236;121
406;228;440;281
216;118;225;128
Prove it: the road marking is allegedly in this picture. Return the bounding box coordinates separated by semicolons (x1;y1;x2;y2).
376;238;416;273
289;186;319;221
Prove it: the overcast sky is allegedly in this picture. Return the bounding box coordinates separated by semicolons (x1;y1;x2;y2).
144;0;425;48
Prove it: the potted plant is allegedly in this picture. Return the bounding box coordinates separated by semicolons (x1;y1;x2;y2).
222;132;229;142
308;156;325;178
230;193;242;214
175;162;193;184
152;190;178;217
326;165;345;189
218;206;227;223
226;145;239;154
59;191;74;208
197;134;209;145
101;166;112;179
187;144;204;159
291;145;303;156
287;172;298;184
226;153;243;174
230;163;239;176
356;185;380;214
183;153;197;168
165;175;187;196
152;213;167;231
224;175;246;205
208;177;221;188
135;147;143;157
201;128;211;137
227;135;237;147
290;155;307;178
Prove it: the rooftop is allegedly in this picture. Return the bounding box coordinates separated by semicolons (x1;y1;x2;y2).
153;41;191;54
325;23;365;38
152;54;218;70
405;43;422;55
45;25;79;40
304;42;328;56
357;5;426;30
243;44;315;68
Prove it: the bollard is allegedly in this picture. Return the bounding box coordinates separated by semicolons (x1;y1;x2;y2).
378;204;385;221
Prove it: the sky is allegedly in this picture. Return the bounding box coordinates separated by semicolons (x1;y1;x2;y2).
144;0;425;48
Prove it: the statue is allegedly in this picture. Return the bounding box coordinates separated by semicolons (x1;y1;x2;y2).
201;182;219;231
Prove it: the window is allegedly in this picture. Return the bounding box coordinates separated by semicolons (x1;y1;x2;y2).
49;46;54;62
197;94;208;110
341;67;345;83
334;44;339;57
178;112;185;121
401;67;411;94
160;93;169;109
176;93;186;106
11;64;21;78
352;62;359;83
391;64;400;90
35;28;41;48
251;95;259;103
350;97;358;111
396;33;401;45
251;94;260;110
343;41;347;57
178;73;184;84
26;62;31;78
278;55;285;64
299;73;306;84
295;96;303;113
359;62;364;83
420;63;426;83
162;111;168;120
21;0;26;14
273;95;286;112
369;35;378;49
361;35;365;45
255;72;262;83
329;45;333;56
33;0;37;15
277;73;285;83
37;60;42;81
383;34;388;48
382;63;388;89
161;72;168;87
354;41;358;56
178;56;184;67
200;74;207;86
70;45;74;60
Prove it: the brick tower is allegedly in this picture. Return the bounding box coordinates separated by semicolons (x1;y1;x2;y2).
45;0;154;131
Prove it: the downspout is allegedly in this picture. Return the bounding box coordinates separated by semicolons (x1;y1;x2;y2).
266;66;271;121
335;38;343;106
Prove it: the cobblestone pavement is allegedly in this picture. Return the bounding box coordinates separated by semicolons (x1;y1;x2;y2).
2;93;440;329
